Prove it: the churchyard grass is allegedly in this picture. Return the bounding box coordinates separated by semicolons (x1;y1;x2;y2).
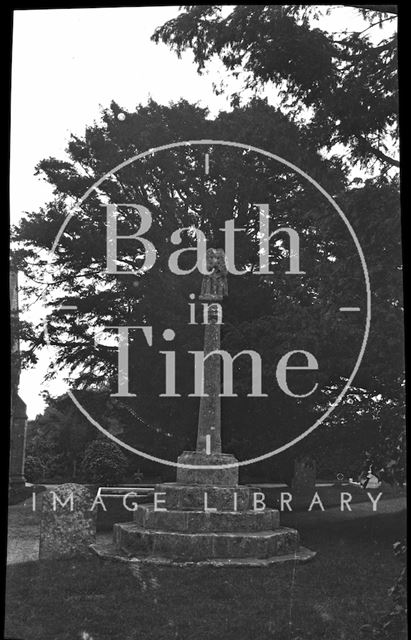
5;509;406;640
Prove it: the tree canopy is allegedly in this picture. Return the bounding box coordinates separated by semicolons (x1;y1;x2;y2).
150;4;402;480
153;5;398;169
13;94;403;480
13;2;403;480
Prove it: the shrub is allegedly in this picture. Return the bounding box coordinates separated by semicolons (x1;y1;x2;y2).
44;453;70;480
80;439;128;484
24;455;45;483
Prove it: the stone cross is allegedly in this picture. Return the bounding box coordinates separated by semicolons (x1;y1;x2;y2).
196;248;228;454
176;247;237;486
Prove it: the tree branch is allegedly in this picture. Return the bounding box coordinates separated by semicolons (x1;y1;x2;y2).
357;135;400;167
357;15;396;35
347;5;398;14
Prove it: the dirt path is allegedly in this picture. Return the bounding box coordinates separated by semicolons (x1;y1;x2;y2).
7;494;41;565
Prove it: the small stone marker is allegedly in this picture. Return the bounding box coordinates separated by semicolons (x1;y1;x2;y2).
291;456;316;495
39;483;97;560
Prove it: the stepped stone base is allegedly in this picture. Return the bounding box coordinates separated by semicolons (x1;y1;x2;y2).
114;521;299;561
91;541;317;567
101;476;317;566
134;505;280;532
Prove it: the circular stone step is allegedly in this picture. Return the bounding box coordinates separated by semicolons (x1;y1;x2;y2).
91;540;317;566
113;522;299;560
133;505;280;533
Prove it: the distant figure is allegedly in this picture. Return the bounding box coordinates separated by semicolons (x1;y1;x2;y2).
359;465;381;490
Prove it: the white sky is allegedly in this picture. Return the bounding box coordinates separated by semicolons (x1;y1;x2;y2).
10;7;397;418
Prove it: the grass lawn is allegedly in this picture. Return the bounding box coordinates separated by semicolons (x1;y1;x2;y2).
4;510;406;640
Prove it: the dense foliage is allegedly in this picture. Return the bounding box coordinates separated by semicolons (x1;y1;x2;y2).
80;439;128;484
14;6;403;481
24;455;46;483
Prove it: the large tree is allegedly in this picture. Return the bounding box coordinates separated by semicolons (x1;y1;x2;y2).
13;97;403;480
151;5;402;480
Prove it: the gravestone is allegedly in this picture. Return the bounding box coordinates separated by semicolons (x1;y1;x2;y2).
39;483;97;560
96;249;316;565
291;456;316;495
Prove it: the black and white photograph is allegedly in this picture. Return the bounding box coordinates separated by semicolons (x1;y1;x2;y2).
6;5;405;640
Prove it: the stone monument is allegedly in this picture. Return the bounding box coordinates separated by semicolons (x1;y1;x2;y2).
175;248;238;486
9;269;28;493
95;249;315;565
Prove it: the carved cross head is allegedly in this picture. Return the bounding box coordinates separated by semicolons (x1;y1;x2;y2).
200;248;228;300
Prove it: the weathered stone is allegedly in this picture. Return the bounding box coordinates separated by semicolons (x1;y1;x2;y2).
176;451;239;486
134;505;280;532
92;540;316;566
9;395;27;488
291;456;316;495
196;249;228;454
39;483;97;560
275;527;300;556
114;522;300;561
183;508;280;533
156;483;255;511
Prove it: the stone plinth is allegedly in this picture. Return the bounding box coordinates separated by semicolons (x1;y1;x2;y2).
39;483;97;560
176;451;239;486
